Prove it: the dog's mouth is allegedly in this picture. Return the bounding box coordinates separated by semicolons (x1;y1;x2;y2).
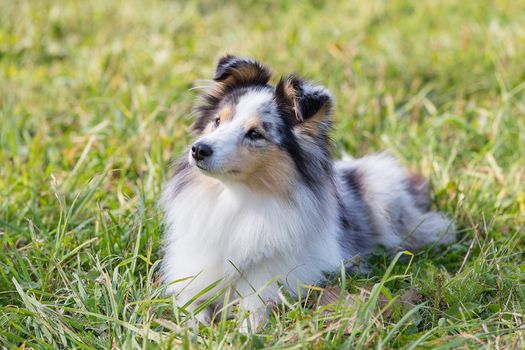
196;163;241;176
196;163;207;171
195;163;214;174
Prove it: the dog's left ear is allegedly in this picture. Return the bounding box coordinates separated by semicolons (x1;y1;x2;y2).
214;55;272;89
275;74;332;133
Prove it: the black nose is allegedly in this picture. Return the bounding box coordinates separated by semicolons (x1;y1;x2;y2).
191;142;213;161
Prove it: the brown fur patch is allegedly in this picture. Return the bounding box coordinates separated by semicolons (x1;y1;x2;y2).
299;102;330;138
246;147;296;198
221;65;267;88
406;173;430;211
280;77;302;122
201;104;236;134
205;85;227;101
214;56;272;92
233;145;296;198
275;74;331;136
218;104;235;123
242;116;267;135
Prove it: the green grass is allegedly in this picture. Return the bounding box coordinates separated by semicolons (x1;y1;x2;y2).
1;0;524;348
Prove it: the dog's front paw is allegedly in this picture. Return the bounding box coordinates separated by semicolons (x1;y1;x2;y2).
194;307;213;326
238;306;269;333
181;303;214;330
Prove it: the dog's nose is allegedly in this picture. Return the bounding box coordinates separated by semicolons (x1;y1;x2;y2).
191;142;213;161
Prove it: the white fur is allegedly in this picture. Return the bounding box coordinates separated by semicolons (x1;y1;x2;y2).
161;176;341;329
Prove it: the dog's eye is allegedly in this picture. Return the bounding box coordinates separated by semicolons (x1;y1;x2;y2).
246;128;263;140
214;117;221;127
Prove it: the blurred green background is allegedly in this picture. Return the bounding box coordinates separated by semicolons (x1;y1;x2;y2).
1;0;524;348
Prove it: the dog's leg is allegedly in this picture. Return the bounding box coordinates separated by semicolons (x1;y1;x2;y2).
174;296;215;328
238;293;270;333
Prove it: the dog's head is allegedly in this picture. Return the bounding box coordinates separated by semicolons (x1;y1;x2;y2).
188;55;333;194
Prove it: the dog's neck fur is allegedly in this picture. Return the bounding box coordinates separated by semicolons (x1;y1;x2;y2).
161;165;340;293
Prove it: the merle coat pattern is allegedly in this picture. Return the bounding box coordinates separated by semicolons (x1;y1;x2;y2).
161;56;455;332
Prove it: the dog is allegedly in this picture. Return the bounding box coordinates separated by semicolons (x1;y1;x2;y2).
160;55;455;332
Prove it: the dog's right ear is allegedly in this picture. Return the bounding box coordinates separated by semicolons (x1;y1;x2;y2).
213;55;272;90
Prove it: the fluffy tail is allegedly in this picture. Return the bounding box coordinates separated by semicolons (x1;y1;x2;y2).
400;172;456;250
401;211;456;251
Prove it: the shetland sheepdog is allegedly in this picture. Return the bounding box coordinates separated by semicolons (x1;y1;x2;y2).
160;56;455;331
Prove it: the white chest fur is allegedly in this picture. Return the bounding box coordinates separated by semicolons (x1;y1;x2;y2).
161;179;342;303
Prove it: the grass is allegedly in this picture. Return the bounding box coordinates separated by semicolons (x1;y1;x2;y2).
1;0;524;348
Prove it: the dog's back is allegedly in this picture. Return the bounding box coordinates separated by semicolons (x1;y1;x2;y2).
336;153;455;261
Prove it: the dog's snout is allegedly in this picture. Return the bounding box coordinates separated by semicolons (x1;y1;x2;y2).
191;142;213;161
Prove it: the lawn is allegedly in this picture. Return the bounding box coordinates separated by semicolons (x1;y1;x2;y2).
1;0;524;348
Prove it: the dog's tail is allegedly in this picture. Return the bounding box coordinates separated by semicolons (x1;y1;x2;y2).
399;210;456;251
397;172;456;250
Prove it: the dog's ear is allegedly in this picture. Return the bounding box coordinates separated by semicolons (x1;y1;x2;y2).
276;74;332;134
214;55;272;89
192;56;271;134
